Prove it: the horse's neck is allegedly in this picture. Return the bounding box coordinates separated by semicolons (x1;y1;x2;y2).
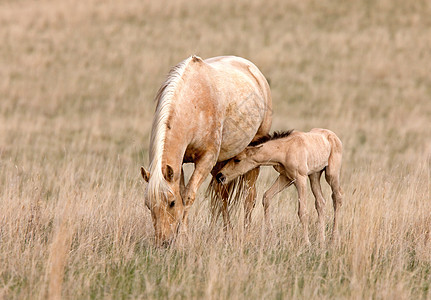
161;117;189;179
161;77;209;165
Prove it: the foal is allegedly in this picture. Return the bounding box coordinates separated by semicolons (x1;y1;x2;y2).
216;128;343;244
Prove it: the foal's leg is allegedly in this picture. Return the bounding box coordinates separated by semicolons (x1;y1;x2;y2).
294;175;311;245
309;171;326;243
325;153;343;240
262;175;292;231
244;168;260;230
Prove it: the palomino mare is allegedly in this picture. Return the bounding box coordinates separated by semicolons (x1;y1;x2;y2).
216;128;343;244
141;55;272;245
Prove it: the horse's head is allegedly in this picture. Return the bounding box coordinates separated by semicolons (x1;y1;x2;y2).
141;165;185;246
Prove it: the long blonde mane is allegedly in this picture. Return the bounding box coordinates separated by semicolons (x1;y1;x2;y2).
146;56;194;204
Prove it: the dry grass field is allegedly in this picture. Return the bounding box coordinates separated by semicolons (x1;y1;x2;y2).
1;0;430;299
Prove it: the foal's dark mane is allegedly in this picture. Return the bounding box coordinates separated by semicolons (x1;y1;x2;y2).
249;130;294;146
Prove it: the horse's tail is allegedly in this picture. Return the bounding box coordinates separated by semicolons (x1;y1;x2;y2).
206;172;253;223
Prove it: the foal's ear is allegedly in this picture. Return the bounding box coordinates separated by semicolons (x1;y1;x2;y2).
245;144;263;155
141;166;150;182
163;165;174;182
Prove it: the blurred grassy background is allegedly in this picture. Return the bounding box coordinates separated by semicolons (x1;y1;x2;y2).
0;0;430;299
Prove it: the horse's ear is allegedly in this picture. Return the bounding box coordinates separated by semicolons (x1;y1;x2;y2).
164;165;174;182
141;166;150;182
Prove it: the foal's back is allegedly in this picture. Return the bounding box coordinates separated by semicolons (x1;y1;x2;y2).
278;128;341;175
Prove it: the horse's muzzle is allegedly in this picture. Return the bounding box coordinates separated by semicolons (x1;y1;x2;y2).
216;173;226;184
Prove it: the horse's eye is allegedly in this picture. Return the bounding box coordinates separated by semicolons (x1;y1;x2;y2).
169;201;175;208
234;159;241;163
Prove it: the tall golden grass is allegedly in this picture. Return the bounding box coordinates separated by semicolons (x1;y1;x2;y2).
0;0;430;298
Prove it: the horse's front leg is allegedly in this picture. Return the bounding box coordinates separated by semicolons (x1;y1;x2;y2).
183;152;218;222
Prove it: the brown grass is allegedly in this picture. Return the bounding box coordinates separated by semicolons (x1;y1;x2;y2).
0;0;430;299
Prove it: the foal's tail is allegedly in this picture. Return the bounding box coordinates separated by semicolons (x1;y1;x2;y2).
206;173;251;222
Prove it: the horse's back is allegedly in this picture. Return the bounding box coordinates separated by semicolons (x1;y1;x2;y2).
204;56;259;74
201;56;272;161
204;56;271;105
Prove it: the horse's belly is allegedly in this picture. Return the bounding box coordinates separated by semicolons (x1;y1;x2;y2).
217;97;266;161
218;130;257;161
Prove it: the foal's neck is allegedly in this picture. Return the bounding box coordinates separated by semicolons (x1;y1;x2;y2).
252;143;281;166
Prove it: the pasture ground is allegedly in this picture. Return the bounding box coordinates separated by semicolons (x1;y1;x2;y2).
1;0;430;299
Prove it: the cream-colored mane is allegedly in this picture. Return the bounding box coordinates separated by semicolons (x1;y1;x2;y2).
146;56;194;204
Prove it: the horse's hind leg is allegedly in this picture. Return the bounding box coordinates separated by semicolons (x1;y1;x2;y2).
244;167;260;230
309;171;326;243
325;153;343;241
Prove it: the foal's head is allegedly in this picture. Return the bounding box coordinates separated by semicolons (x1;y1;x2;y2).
216;145;262;184
141;165;185;247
